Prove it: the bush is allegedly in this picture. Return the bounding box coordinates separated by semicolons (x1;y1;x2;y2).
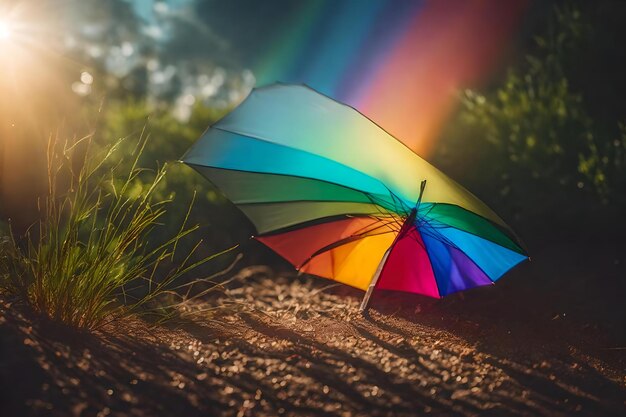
434;5;626;228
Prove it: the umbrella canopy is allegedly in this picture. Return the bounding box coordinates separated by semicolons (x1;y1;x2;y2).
183;83;528;309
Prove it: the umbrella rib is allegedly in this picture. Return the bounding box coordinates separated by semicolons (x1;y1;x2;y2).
417;213;527;257
297;227;398;271
352;217;404;236
256;214;390;237
185;160;394;209
207;126;396;199
421;203;526;253
296;215;404;271
417;220;500;284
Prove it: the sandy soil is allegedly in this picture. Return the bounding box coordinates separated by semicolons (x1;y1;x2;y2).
1;243;625;417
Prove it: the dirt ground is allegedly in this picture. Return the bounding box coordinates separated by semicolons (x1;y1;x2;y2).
0;242;625;417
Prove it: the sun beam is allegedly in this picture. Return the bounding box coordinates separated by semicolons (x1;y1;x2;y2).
0;3;84;227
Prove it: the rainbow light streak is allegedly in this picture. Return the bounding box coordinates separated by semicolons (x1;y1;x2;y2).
253;0;527;156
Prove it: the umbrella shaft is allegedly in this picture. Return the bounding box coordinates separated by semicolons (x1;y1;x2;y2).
359;247;391;312
359;185;424;313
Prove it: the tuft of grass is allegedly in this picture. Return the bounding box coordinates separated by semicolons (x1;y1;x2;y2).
0;133;233;330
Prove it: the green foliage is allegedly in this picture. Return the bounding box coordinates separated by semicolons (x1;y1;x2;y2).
96;100;250;241
99;99;227;169
0;135;233;330
90;98;253;288
435;6;626;223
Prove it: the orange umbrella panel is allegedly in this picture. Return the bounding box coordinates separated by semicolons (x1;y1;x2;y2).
256;216;400;290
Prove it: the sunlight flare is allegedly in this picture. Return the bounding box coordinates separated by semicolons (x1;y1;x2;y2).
0;19;12;41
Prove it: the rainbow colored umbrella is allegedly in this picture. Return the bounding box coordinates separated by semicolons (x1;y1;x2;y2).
183;84;528;311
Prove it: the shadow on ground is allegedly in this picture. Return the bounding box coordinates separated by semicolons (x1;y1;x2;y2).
0;242;624;417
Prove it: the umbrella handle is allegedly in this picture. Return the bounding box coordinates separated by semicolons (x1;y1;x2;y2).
359;247;391;313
